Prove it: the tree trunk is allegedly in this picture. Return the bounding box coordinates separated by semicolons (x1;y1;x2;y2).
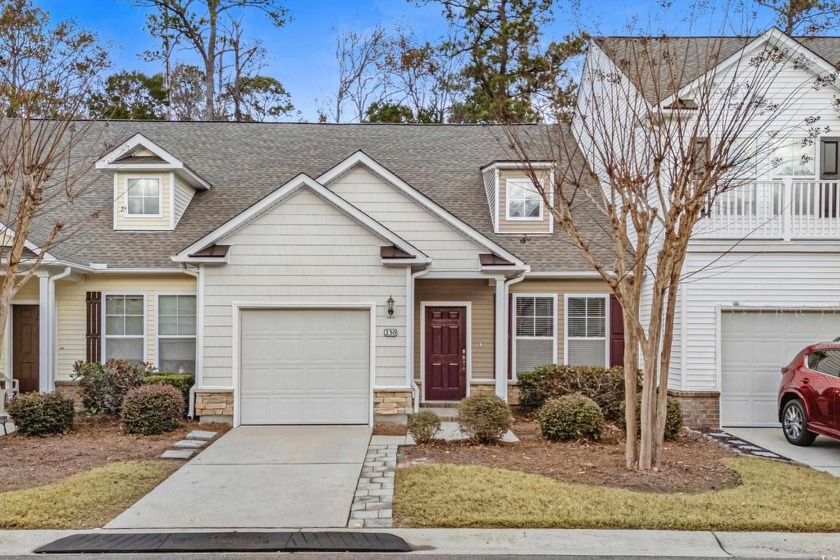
203;1;219;121
623;311;639;468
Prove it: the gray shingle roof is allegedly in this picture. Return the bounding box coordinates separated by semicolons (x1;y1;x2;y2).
25;121;611;273
595;35;840;104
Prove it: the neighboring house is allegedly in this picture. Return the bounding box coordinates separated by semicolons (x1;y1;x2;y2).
0;122;623;427
577;29;840;428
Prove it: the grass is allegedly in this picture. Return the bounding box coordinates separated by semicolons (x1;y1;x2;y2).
0;461;174;529
395;457;840;531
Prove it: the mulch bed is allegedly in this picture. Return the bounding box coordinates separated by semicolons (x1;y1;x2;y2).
399;413;740;494
0;415;230;493
373;424;408;436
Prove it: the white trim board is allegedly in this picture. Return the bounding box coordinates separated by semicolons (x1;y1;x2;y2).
316;151;529;270
230;302;377;428
419;301;472;402
173;174;430;265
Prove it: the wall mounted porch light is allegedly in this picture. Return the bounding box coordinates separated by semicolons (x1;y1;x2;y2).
386;295;395;317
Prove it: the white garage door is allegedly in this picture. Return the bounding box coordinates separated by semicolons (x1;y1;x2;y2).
721;310;840;426
239;308;370;425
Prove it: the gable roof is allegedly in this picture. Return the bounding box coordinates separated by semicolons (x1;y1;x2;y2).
594;32;840;105
22;121;613;272
174;173;430;264
317;150;528;270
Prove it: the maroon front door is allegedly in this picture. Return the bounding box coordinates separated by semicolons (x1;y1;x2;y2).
425;306;467;401
12;304;39;393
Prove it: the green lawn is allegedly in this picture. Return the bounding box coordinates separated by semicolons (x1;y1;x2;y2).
395;457;840;531
0;461;173;529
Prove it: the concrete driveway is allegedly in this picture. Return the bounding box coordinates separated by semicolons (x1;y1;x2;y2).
107;426;371;529
726;427;840;476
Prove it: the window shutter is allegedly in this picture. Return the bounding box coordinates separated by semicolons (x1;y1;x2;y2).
609;294;625;368
86;291;101;362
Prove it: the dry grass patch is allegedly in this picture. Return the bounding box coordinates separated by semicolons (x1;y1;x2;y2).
395;457;840;531
0;460;174;529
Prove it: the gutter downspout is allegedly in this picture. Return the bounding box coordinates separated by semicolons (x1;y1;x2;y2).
497;271;526;401
181;264;200;419
48;267;72;391
408;264;432;412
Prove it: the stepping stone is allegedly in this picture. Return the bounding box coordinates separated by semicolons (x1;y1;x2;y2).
186;430;217;440
753;451;781;458
161;449;194;459
174;439;206;449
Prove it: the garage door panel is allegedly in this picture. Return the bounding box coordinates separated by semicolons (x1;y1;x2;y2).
721;310;840;427
239;308;371;425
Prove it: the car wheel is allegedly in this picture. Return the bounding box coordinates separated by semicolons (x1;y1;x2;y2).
782;400;817;446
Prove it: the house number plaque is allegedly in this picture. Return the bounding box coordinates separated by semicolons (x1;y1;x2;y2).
383;329;398;337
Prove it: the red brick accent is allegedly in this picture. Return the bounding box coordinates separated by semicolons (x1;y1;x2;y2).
668;390;720;429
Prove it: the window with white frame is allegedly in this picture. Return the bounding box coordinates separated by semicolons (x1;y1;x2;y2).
506;179;542;219
104;294;145;363
514;295;555;374
157;295;197;373
126;177;161;216
770;138;815;177
566;296;608;367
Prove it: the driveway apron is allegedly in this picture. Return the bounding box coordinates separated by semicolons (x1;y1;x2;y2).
724;427;840;476
107;426;372;529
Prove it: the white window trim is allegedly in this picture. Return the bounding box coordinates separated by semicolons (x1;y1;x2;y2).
505;178;544;221
512;293;558;380
123;176;164;218
563;293;610;367
768;136;817;180
419;301;472;402
156;292;197;373
102;292;147;364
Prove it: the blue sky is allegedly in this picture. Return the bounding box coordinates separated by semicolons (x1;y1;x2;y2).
40;0;779;121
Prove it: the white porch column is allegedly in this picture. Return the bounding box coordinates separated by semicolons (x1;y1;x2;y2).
493;277;508;401
37;271;50;391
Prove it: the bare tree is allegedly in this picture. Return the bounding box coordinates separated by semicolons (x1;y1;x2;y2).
504;25;834;469
754;0;840;35
0;0;110;377
134;0;289;121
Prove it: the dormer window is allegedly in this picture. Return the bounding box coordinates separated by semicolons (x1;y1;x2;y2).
126;178;162;216
506;179;543;220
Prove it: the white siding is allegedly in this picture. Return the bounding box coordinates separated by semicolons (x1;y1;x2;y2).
173;176;195;226
329;166;486;271
676;251;840;391
201;187;407;388
482;168;497;231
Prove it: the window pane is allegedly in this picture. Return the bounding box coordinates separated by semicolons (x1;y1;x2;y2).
159;296;178;315
587;297;606;316
567;317;586;337
159;338;196;373
179;296;196;315
535;298;552;316
178;315;196;336
125;296;144;315
105;338;143;363
158;315;178;336
567;339;606;367
587;317;606;337
106;296;124;315
144;196;160;215
124;316;144;336
516;317;534;337
534;317;554;337
509;200;524;217
524;200;540;217
516;339;554;373
771;139;815;177
567;297;587;317
516;297;535;317
105;316;124;336
141;179;158;196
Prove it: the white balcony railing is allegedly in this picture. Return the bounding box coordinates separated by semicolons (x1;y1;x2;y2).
695;179;840;240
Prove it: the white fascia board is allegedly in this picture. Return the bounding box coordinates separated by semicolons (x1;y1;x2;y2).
479;161;555;173
317;150;529;271
173;173;430;263
0;221;56;262
659;28;840;108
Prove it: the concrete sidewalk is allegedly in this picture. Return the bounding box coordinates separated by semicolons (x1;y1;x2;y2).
1;528;838;558
106;426;371;529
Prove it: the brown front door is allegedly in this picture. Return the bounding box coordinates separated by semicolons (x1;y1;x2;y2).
12;305;39;393
425;306;467;401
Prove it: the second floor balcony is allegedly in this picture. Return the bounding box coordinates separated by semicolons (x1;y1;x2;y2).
695;179;840;240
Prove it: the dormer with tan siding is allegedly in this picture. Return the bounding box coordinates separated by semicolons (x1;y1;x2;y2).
481;162;554;234
95;133;210;232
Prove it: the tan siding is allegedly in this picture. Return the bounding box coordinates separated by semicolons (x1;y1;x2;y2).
203;188;408;388
510;278;611;368
497;169;552;234
55;274;196;380
414;279;496;381
173;176;195;226
114;172;172;231
329;166;485;271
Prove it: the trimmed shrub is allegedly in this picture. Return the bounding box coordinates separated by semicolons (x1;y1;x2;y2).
517;365;640;421
407;411;442;444
457;394;511;444
618;396;684;441
121;384;185;435
72;360;147;415
7;392;75;436
536;394;604;441
143;373;195;410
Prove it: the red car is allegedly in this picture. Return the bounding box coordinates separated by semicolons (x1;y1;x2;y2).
778;342;840;446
